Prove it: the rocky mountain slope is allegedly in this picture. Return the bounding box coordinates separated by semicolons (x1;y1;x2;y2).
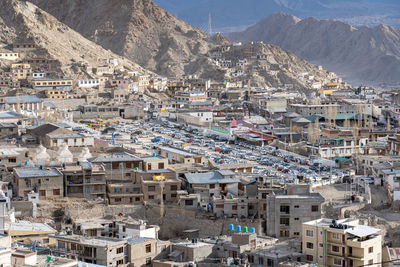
0;0;145;78
229;13;400;86
186;42;336;90
27;0;227;77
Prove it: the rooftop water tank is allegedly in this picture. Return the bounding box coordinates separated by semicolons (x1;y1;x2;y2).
243;226;248;233
250;227;255;233
228;224;234;231
236;225;241;232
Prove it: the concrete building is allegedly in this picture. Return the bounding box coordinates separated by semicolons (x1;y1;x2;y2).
265;185;324;238
0;51;19;61
4;95;43;111
62;162;107;199
55;235;127;266
32;78;74;91
156;146;205;165
302;218;382;267
127;237;170;267
13;167;64;200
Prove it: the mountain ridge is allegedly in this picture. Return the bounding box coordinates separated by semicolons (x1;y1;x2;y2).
229;13;400;85
27;0;227;78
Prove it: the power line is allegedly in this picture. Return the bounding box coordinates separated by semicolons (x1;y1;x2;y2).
356;258;400;267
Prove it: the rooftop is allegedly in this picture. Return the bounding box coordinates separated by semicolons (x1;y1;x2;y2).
14;167;62;178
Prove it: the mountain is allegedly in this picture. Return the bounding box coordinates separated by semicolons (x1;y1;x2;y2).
153;0;400;33
229;13;400;86
0;0;145;78
27;0;227;77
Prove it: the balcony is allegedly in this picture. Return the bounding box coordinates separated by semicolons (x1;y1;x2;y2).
346;236;379;249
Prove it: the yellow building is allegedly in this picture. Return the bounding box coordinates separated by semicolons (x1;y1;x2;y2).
44;89;67;99
302;218;382;267
32;78;73;90
7;221;57;247
11;63;32;79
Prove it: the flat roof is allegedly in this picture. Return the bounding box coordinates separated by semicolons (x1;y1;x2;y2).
348;225;380;237
14;167;62;178
159;146;195;157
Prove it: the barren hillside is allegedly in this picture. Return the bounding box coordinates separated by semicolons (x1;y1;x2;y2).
0;0;146;78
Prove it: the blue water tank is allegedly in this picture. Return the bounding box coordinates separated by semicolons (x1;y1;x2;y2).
228;224;234;231
236;225;241;232
250;227;256;233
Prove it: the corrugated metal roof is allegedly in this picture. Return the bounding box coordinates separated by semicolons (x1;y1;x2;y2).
5;95;42;104
347;225;380;237
184;171;240;184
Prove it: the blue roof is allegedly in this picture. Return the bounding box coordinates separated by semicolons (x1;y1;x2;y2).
127;237;154;244
15;167;62;178
5;95;42;104
0;111;23;118
184;171;239;184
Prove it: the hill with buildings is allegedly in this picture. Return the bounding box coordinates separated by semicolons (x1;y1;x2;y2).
27;0;228;78
229;13;400;86
0;0;146;79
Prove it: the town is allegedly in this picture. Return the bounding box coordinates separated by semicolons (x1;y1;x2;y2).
0;36;400;267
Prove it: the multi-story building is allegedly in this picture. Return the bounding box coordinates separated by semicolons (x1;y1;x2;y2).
175;91;207;103
302;218;382;267
11;63;32;79
54;235;127;266
44;89;67;99
13;167;64;200
127;238;170;267
62;162;107;199
31;78;73;91
4;95;43;111
265;185;324;238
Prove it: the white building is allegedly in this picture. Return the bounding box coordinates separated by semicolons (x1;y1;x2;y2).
77;79;100;88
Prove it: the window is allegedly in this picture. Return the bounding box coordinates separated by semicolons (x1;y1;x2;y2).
170;185;177;191
369;260;373;265
319;243;324;248
332;246;339;252
117;260;124;265
171;194;177;198
306;242;314;249
294;205;299;208
311;205;319;212
8;158;16;163
145;244;152;253
117;247;123;254
294;218;299;221
306;255;313;262
115;198;121;202
332;233;341;240
185;199;193;206
148;195;154;200
259;257;264;265
306;230;313;237
280;217;289;226
294;232;300;236
280;205;290;214
39;190;46;196
158;162;164;169
148;186;155;192
334;258;342;266
368;247;373;253
53;189;60;196
209;184;215;189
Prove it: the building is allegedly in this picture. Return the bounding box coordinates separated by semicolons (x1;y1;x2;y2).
13;167;64;200
302;218;382;267
32;78;74;91
62;162;107;199
77;79;100;88
7;221;57;247
11;63;32;79
45;89;68;99
127;238;170;267
4;95;43;111
156;146;205;165
55;235;127;266
0;145;29;172
0;123;18;138
265;185;324;238
0;51;19;61
175;91;207;103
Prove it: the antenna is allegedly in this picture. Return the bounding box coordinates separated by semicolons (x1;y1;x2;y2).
208;13;212;36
